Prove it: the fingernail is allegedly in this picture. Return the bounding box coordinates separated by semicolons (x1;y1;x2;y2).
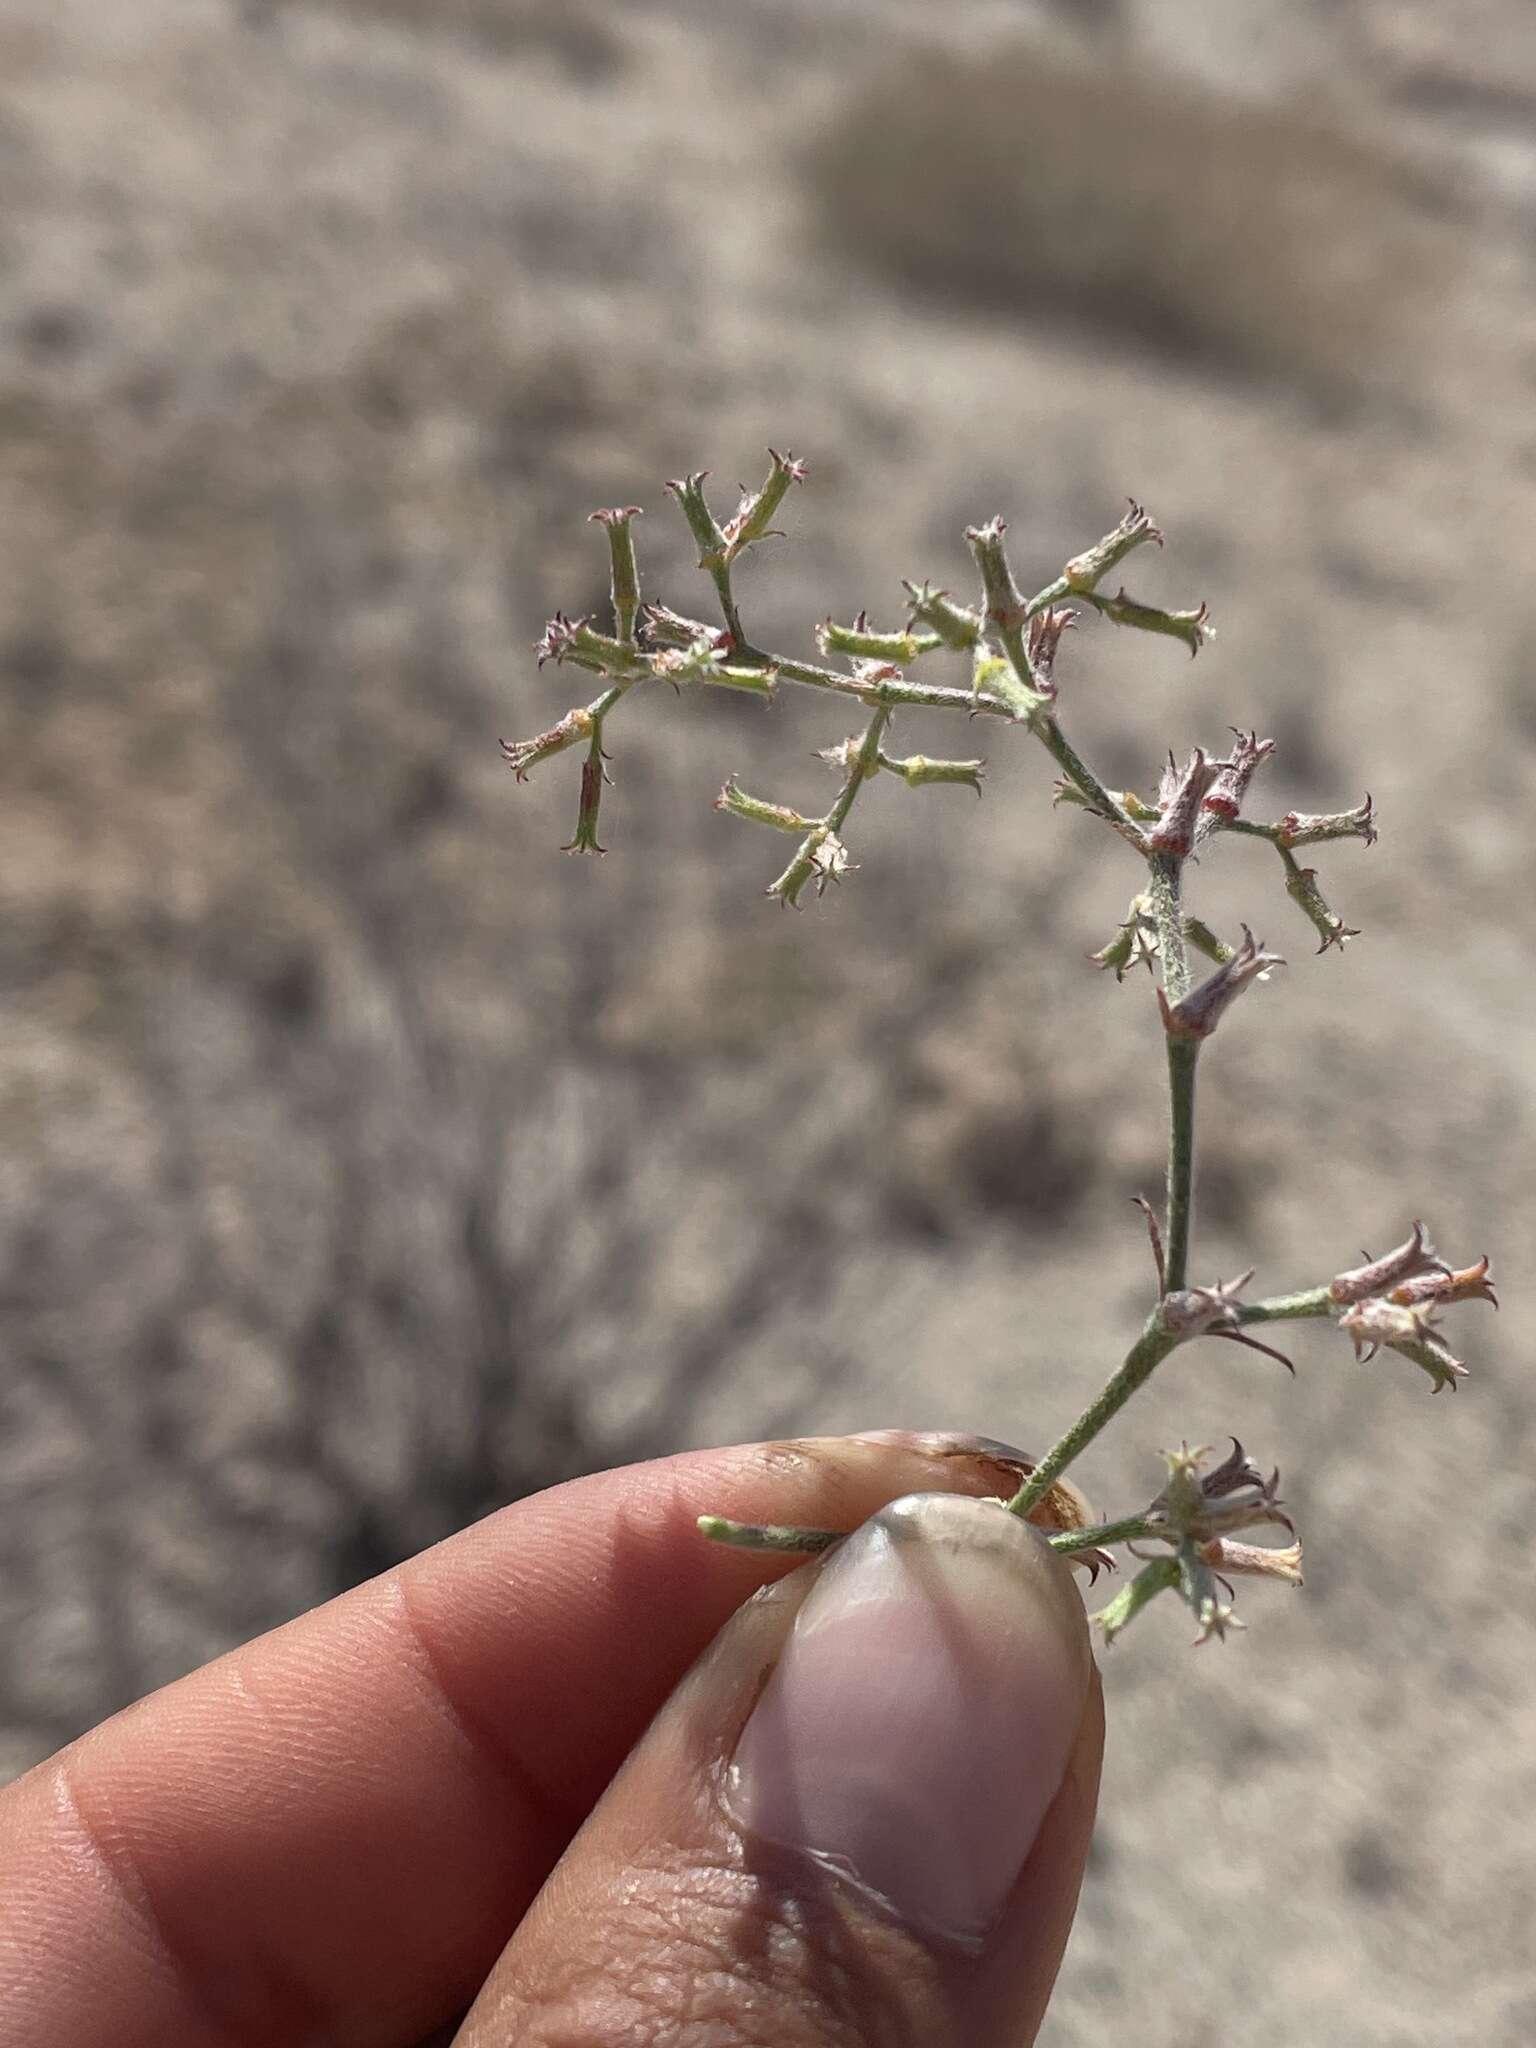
847;1429;1038;1503
725;1492;1091;1946
851;1428;1033;1468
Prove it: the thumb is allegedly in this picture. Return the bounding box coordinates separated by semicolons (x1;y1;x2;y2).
456;1492;1103;2047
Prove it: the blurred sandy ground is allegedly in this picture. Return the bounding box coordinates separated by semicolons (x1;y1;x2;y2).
2;0;1534;2039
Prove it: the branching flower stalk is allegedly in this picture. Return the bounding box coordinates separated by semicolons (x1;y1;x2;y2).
504;452;1495;1646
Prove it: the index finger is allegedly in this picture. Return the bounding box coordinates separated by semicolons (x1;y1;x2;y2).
0;1431;1033;2048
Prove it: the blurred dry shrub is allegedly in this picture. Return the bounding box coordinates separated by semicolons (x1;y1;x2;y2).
803;45;1454;394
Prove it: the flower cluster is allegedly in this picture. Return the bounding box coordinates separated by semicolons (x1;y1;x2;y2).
1329;1223;1497;1393
504;450;1496;1649
1095;1440;1305;1647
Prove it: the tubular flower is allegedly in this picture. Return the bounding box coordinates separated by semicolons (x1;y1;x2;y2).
1023;605;1076;696
1150;1439;1295;1544
1198;1536;1304;1586
1388;1255;1498;1311
1202;728;1276;825
1277;795;1378;848
1158;926;1284;1040
499;705;595;781
641;603;730;653
1329;1221;1447;1305
1338;1297;1469;1393
1149;748;1217;856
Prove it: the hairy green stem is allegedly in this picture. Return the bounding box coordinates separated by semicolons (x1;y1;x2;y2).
709;565;746;648
1024;571;1072;616
741;646;1019;719
827;708;892;835
1163;1038;1198;1293
1007;1316;1178;1517
1147;853;1191;999
1237;1286;1336;1326
769;705;892;904
1007;844;1214;1517
1034;715;1138;832
1049;1514;1157;1555
1183;914;1233;965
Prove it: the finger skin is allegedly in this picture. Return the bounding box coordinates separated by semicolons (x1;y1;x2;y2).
460;1502;1105;2047
0;1434;1029;2048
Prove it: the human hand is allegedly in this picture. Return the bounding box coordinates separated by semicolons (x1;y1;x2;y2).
0;1433;1102;2046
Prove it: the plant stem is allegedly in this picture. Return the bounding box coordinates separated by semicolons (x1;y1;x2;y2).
1007;845;1216;1519
1183;915;1233;965
1033;715;1139;833
1006;1315;1178;1517
1237;1286;1336;1326
826;708;891;836
768;705;892;904
697;1516;842;1553
745;647;1019;719
1049;1514;1158;1555
1163;1038;1198;1293
709;565;746;648
1147;853;1191;999
1148;853;1198;1291
702;1510;1166;1558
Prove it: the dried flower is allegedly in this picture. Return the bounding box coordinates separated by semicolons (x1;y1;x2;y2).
1277;796;1378;849
652;640;725;686
1198;1536;1304;1586
499;705;595;781
1158;1270;1253;1341
1388;1255;1498;1311
810;831;853;888
1149;749;1218;855
1329;1221;1446;1305
767;826;857;908
1202;728;1276;825
1150;1439;1295;1543
534;610;587;669
1024;605;1076;694
534;611;640;675
642;603;730;653
1338;1298;1425;1358
1157;926;1284;1039
1338;1296;1469;1392
562;751;609;856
